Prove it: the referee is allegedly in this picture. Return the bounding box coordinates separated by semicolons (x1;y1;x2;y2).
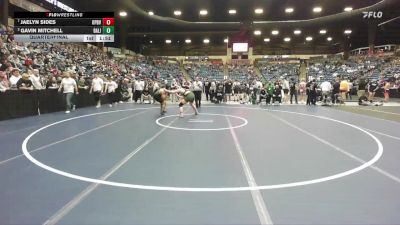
192;77;203;108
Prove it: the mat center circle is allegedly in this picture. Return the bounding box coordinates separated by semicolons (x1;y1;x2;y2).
156;113;248;131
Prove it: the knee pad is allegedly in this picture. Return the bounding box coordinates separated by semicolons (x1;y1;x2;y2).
179;102;184;107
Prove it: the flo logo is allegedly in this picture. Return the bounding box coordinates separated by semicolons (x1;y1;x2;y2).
363;11;383;19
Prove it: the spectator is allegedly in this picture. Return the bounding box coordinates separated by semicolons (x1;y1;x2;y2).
320;80;332;103
289;78;298;104
58;71;78;114
259;87;267;105
16;73;33;91
204;78;211;101
141;88;152;104
105;76;118;107
273;83;282;105
9;68;21;89
357;77;367;97
77;76;88;89
134;78;145;103
367;79;379;101
298;79;307;104
339;78;349;102
224;79;233;102
90;74;104;108
29;69;44;90
265;81;275;105
332;77;340;104
383;80;391;103
0;71;9;92
307;80;317;105
46;75;59;89
281;77;290;103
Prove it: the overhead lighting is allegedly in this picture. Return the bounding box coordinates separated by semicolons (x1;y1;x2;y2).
306;36;313;41
294;29;301;35
313;7;322;13
327;37;333;41
185;39;191;44
285;8;294;13
119;11;127;17
254;30;262;35
148;11;154;16
255;8;263;14
344;29;352;34
149;40;153;44
344;7;353;12
319;29;327;34
264;38;270;42
271;30;279;35
174;10;182;16
284;37;291;42
165;39;172;44
200;10;208;15
228;9;237;14
224;38;229;43
203;39;210;44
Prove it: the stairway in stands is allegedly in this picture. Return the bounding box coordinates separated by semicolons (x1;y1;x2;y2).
180;64;192;81
224;64;229;80
254;67;265;82
299;61;307;81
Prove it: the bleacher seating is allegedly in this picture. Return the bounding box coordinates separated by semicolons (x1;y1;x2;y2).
184;63;224;80
257;62;300;82
228;64;256;81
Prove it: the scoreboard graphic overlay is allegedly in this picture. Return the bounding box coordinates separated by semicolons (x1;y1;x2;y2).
14;12;114;42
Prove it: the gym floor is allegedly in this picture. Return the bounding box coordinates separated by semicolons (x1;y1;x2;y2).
0;103;400;225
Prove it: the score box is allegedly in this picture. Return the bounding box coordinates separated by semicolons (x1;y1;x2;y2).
102;18;114;26
102;26;114;34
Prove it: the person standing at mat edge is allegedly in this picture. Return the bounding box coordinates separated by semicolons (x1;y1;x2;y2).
58;71;78;114
105;76;118;107
90;74;104;108
167;87;199;118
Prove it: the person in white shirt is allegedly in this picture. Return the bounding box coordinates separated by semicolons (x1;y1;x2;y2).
134;78;145;103
282;77;290;103
90;74;104;108
29;69;44;90
0;72;10;92
105;76;118;107
58;71;78;114
9;68;22;89
192;77;203;108
255;79;263;102
320;81;333;104
209;80;216;102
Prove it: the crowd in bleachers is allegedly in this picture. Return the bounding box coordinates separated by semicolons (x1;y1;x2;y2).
184;62;224;80
257;62;300;82
307;56;399;82
228;64;256;81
